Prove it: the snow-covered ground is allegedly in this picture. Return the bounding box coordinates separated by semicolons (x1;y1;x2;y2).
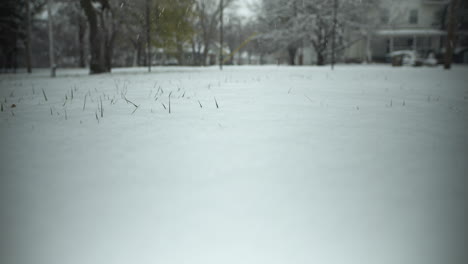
1;65;467;264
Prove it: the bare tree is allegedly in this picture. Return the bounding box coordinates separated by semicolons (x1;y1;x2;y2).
26;0;33;73
219;0;223;70
77;5;87;68
194;0;234;66
331;0;338;69
47;0;56;77
119;0;146;66
259;0;379;66
80;0;119;74
444;0;459;70
146;0;151;72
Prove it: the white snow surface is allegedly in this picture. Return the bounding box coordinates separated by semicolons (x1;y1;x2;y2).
1;65;467;264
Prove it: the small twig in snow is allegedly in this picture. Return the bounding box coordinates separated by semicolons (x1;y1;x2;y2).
214;97;219;108
123;96;138;108
131;106;140;115
83;94;87;111
169;92;172;114
100;96;104;118
42;88;48;101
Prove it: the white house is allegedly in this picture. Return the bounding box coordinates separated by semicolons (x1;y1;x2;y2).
345;0;467;63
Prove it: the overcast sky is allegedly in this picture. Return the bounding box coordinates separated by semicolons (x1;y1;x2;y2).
237;0;258;17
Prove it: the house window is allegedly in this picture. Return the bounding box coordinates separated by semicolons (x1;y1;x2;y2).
381;9;390;24
409;9;418;24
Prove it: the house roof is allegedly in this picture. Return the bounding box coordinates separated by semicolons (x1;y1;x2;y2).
376;29;446;37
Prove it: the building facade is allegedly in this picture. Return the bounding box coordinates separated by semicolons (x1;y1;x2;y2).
346;0;467;63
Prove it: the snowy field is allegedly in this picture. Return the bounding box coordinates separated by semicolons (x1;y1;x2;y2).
1;65;467;264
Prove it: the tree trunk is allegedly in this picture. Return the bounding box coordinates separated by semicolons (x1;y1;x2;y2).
47;0;56;77
365;32;372;63
193;38;203;66
103;11;115;72
137;43;143;66
25;0;32;73
133;46;138;67
146;0;151;72
288;46;297;65
105;38;113;72
317;52;325;66
13;46;18;73
191;39;196;65
143;47;147;66
176;43;185;65
331;0;338;70
202;42;209;66
444;0;459;70
219;0;223;70
78;14;86;68
80;0;107;74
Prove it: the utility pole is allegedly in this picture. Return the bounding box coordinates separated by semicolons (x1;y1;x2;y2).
26;0;32;73
47;0;56;77
444;0;459;70
146;0;152;72
219;0;224;70
331;0;338;70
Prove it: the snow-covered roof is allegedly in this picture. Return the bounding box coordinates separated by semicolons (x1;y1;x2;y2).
389;50;417;56
376;29;446;37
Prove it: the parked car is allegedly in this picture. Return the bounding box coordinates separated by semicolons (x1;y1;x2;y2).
388;50;423;67
387;50;440;67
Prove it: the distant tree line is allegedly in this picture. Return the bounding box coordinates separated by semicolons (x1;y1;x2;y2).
256;0;381;66
1;0;262;74
1;0;466;74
